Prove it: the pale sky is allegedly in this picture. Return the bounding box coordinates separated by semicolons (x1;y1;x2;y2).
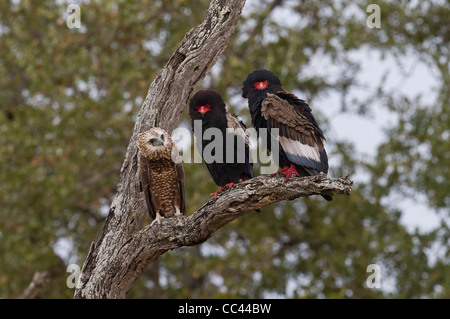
55;1;447;286
249;0;445;234
312;48;442;233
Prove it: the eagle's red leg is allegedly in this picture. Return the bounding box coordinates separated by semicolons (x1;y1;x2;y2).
225;182;235;188
283;164;300;182
272;166;290;176
210;186;223;198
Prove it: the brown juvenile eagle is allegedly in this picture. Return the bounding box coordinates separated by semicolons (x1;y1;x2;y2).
138;127;185;225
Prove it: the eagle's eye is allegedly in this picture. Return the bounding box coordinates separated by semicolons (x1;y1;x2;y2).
149;137;163;146
253;80;269;90
195;104;211;114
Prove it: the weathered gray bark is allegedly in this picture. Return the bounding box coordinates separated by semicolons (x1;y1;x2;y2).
76;172;352;298
74;0;353;299
74;0;247;299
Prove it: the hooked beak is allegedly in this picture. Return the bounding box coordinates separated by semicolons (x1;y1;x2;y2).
150;137;164;146
196;105;211;118
198;106;209;115
253;80;268;91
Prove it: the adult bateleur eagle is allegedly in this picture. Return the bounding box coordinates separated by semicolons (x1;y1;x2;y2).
242;69;332;201
189;89;254;198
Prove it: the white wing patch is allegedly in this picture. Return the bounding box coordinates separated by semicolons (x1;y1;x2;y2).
278;136;321;162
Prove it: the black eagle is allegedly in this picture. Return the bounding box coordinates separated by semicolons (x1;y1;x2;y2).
189;89;254;197
242;69;332;201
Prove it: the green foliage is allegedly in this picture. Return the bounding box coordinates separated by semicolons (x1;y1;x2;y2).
0;0;448;298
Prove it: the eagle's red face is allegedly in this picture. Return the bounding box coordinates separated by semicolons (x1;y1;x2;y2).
195;104;211;115
253;80;269;91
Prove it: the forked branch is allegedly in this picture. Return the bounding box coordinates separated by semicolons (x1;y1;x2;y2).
74;0;353;299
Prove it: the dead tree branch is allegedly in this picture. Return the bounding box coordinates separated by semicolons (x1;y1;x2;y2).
74;0;353;299
18;271;48;299
94;174;352;296
74;0;247;299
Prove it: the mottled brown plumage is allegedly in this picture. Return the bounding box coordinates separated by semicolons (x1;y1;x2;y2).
138;128;185;225
225;112;251;150
261;93;326;169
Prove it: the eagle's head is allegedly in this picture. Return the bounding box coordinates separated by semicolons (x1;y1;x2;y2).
242;69;282;99
138;127;174;160
188;89;226;121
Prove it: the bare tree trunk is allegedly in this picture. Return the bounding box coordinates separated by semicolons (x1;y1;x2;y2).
74;0;353;299
74;0;247;299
